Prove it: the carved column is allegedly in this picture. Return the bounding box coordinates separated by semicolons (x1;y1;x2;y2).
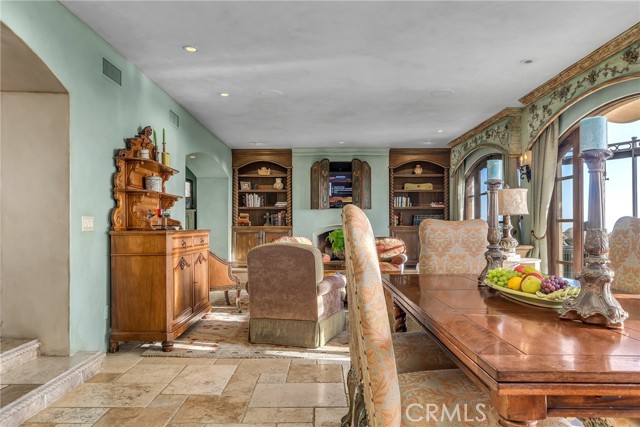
559;149;628;328
478;178;506;285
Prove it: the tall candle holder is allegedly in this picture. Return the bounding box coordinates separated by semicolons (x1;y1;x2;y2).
478;178;506;286
559;149;628;328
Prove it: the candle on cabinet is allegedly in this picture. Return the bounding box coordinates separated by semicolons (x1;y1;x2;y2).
487;159;503;180
580;116;608;152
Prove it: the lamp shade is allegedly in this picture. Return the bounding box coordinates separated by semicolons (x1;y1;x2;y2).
498;188;529;215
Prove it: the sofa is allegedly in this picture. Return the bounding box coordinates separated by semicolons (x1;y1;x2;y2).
247;242;346;348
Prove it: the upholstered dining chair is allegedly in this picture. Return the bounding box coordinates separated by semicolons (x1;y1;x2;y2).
342;204;572;427
609;216;640;294
418;218;488;275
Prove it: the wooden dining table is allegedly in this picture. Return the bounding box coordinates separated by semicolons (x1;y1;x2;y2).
382;273;640;426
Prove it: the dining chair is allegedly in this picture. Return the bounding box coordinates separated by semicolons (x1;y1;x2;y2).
418;218;488;275
342;204;572;427
609;216;640;294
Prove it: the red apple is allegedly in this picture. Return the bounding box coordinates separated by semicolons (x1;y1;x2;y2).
513;265;526;274
523;272;543;281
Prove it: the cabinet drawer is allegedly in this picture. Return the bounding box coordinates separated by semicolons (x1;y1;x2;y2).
193;234;209;247
172;236;192;251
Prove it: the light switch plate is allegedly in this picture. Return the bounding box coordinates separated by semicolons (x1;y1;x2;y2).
82;216;94;232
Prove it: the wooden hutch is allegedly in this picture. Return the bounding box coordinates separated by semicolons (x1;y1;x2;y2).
231;149;293;266
389;148;450;265
109;127;210;352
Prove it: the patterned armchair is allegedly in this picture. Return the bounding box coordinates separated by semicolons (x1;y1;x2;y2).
609;216;640;294
247;242;346;348
342;205;572;427
418;218;488;275
375;237;408;273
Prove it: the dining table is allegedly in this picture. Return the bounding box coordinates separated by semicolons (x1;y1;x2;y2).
381;273;640;426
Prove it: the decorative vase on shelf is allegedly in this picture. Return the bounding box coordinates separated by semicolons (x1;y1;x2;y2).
139;148;149;159
273;178;284;190
413;164;423;175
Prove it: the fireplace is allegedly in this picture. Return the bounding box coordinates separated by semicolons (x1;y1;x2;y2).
314;225;341;260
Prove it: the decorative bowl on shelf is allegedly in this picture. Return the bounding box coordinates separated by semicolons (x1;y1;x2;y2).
486;279;580;309
145;175;162;192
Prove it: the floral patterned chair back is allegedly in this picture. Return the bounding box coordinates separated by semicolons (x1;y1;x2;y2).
609;216;640;294
342;204;402;427
419;219;488;275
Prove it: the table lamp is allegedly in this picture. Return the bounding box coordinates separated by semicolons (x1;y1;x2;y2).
498;186;528;260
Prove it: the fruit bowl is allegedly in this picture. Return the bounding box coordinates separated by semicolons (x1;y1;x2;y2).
486;279;580;309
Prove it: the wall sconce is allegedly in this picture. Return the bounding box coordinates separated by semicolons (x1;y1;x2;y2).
519;151;532;182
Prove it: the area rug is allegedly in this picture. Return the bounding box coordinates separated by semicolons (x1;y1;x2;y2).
141;292;350;361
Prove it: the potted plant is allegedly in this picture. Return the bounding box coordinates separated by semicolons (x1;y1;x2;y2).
327;229;345;260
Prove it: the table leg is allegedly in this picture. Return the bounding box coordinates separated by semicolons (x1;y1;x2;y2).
498;419;538;426
393;300;407;332
161;340;174;352
492;393;545;427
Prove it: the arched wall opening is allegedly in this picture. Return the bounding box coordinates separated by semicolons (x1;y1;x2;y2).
1;23;71;355
185;152;231;258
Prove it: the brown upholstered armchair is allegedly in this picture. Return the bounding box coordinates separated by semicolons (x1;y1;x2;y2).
247;242;346;348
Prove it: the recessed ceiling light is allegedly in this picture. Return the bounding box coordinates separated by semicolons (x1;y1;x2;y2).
430;89;455;98
436;129;444;133
423;141;434;145
520;59;533;64
219;92;230;97
338;141;345;145
252;142;264;146
189;155;196;159
183;45;198;53
259;89;284;97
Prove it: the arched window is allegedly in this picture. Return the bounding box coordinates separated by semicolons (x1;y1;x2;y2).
464;154;501;220
548;97;640;277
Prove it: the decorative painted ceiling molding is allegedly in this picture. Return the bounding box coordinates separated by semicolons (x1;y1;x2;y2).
524;41;640;146
448;107;521;149
520;23;640;106
450;116;514;173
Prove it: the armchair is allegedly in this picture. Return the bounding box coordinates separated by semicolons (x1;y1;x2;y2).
375;237;408;273
247;242;346;348
208;251;241;310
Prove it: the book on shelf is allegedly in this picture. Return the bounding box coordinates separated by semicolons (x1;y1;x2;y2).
412;213;444;226
430;201;445;207
269;211;286;226
394;196;412;207
243;193;265;207
274;201;288;208
237;213;251;226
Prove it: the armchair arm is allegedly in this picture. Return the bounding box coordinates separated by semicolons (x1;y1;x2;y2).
209;251;240;290
317;274;346;296
389;253;408;266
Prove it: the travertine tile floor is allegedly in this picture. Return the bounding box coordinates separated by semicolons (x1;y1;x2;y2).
20;343;349;427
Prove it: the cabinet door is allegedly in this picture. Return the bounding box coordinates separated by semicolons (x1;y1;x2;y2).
192;251;209;310
310;159;330;209
232;229;261;266
263;229;291;244
390;228;420;266
352;159;371;209
172;254;193;325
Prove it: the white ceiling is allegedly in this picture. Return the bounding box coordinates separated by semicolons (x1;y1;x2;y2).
61;1;639;149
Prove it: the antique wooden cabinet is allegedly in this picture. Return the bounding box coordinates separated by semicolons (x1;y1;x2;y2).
110;127;210;352
231;149;292;266
389;148;450;265
310;158;371;209
110;230;210;352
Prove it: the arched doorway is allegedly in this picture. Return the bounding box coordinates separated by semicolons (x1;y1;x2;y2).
1;24;71;355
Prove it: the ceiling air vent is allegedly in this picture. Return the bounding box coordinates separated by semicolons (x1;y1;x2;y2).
169;110;180;128
102;58;121;86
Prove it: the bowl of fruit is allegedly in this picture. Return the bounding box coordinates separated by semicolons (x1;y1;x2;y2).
484;265;580;308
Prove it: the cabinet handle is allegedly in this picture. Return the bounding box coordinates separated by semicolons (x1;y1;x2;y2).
178;257;188;270
200;238;205;244
181;240;187;248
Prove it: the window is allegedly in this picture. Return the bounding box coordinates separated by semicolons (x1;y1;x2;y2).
464;154;501;220
549;113;640;277
185;179;194;209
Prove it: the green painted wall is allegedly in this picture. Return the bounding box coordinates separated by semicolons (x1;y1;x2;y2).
292;149;389;239
2;0;232;353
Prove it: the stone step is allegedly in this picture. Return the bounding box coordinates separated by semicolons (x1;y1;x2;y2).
0;339;40;376
0;351;104;427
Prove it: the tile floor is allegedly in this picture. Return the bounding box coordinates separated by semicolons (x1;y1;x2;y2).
20;344;349;427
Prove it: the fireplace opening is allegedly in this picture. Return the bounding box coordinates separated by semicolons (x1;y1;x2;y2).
314;225;342;260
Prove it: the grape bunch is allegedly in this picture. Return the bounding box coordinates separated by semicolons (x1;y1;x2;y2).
485;268;522;287
540;275;569;294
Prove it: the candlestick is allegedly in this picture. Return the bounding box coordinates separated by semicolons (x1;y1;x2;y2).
478;178;506;285
162;128;165;144
559;148;628;328
580;116;608;152
153;130;158;146
487;159;503;180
